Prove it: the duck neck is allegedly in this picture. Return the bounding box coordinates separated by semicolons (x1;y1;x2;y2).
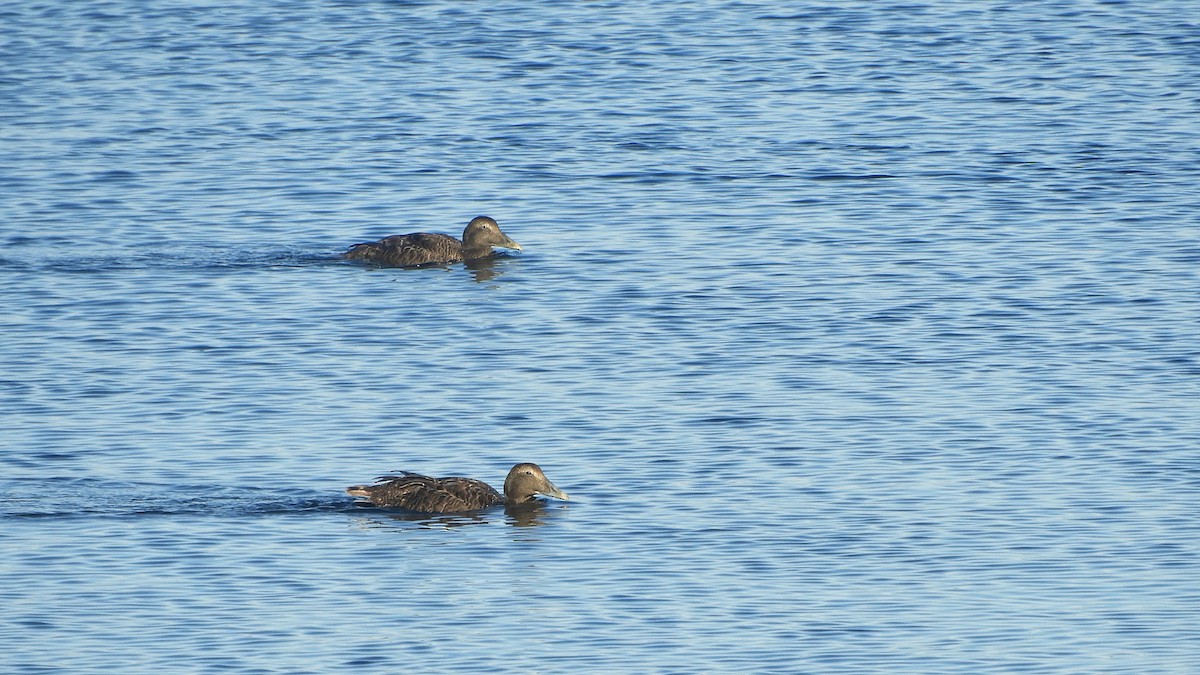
505;492;534;507
461;244;493;261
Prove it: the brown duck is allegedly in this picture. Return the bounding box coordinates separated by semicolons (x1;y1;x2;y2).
347;463;568;513
341;216;522;267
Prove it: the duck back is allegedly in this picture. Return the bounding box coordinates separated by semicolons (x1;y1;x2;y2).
342;233;464;267
347;472;504;513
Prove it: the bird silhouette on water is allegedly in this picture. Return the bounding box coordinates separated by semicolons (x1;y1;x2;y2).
342;216;522;267
347;463;568;513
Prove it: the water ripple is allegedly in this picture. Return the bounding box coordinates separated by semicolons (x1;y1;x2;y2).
2;0;1199;672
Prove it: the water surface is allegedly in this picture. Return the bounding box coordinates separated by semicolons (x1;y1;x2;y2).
3;1;1199;672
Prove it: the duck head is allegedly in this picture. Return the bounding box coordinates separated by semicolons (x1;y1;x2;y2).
462;216;523;253
503;463;568;506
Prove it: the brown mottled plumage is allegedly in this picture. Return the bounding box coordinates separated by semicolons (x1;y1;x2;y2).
341;216;522;267
346;463;568;513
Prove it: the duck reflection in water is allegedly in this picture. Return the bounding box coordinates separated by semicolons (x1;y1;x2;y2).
347;463;568;515
355;502;561;530
464;255;513;283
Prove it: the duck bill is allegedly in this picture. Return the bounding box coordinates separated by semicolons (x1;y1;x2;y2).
499;235;523;251
538;481;569;501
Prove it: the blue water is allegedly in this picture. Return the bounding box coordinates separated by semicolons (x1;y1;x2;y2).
3;1;1200;672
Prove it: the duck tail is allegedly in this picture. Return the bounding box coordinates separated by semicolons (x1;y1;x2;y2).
341;243;378;260
346;485;373;498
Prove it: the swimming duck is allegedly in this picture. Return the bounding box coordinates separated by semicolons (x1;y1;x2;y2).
346;463;568;513
342;216;522;267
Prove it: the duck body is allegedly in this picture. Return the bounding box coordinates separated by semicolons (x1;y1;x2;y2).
342;216;522;267
347;463;568;513
348;472;503;512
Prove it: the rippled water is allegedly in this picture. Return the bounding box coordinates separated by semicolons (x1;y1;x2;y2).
3;1;1200;672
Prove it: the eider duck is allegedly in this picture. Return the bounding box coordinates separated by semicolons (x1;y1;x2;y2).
342;216;522;267
346;463;568;513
